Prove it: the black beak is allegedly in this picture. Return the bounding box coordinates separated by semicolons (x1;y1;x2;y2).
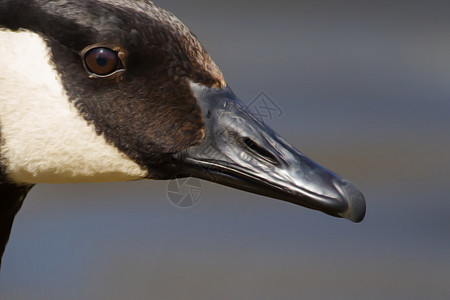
173;83;366;222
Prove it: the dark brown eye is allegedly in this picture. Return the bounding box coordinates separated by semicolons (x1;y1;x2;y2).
83;47;119;76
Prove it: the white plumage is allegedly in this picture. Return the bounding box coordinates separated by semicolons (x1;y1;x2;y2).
0;30;146;184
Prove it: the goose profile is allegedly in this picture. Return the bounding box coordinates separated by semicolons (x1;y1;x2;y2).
0;0;366;266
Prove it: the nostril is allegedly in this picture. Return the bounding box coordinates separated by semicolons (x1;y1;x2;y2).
242;137;278;165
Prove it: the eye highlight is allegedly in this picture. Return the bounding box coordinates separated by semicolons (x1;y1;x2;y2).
80;45;126;78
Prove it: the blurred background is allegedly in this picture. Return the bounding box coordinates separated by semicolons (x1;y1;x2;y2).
1;0;449;299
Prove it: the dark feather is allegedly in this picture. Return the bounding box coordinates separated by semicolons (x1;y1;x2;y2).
0;182;33;267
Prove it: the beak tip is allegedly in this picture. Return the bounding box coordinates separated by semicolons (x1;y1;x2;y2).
337;180;366;223
346;195;366;223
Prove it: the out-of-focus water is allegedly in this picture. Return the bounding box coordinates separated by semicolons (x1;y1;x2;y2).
1;1;449;299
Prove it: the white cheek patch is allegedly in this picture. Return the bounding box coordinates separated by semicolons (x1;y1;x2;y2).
0;30;147;184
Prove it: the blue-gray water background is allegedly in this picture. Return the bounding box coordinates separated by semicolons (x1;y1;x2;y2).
1;0;449;299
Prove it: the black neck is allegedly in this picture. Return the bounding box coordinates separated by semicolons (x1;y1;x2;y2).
0;180;33;268
0;118;33;267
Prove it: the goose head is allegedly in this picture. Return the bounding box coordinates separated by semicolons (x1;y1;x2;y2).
0;0;365;222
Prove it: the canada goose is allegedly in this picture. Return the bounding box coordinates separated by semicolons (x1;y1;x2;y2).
0;0;366;267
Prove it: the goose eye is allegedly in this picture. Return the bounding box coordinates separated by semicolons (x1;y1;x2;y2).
83;47;119;76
